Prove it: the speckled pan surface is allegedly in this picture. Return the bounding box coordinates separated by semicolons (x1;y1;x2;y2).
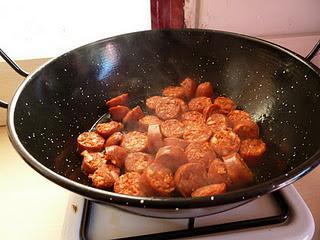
7;29;320;210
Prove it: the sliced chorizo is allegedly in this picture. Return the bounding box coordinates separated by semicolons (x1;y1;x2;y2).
233;119;259;140
228;110;251;127
191;183;227;197
89;164;120;189
180;77;197;99
208;158;232;186
114;172;145;196
109;105;130;121
147;124;164;152
188;97;212;113
77;132;105;152
183;122;212;142
105;132;123;147
174;163;208;197
146;96;163;112
210;128;240;157
154;145;187;172
155;97;181;120
104;145;127;168
160;119;184;138
206;113;230;134
138;115;162;132
239;138;266;166
141;163;175;196
81;150;107;174
195;82;213;98
181;111;205;125
185;142;216;169
121;131;149;153
222;153;254;188
174;98;188;113
163;137;189;149
106;93;128;107
213;96;236;114
95;121;123;138
163;86;185;99
125;152;154;174
123;106;145;127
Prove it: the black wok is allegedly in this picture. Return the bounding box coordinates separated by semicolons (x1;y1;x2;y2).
1;29;320;218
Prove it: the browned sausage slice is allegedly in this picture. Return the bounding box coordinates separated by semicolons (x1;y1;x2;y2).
183;122;212;142
160;119;184;138
146;96;163;112
155;97;181;120
195;82;214;98
239;139;266;166
77;132;105;152
174;98;189;113
106;93;128;107
185;142;216;169
123;106;145;127
163;86;186;99
213;96;236;114
138;115;162;132
191;183;227;197
207;159;232;186
105;132;124;147
174;163;208;197
206;113;230;134
233;119;259;140
141;163;175;196
121;131;149;153
210;128;240;157
154;145;187;172
181;111;205;125
188;97;212;113
228;110;251;127
89;164;120;189
109;105;130;121
81;150;107;174
95;121;123;138
114;172;145;196
163;137;189;149
104;145;127;168
180;77;197;99
147;124;164;152
222;153;254;188
125;152;154;174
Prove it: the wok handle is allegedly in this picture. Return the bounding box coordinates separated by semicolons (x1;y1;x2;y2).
0;48;29;109
306;40;320;62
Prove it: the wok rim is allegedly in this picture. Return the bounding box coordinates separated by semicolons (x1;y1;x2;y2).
7;29;320;209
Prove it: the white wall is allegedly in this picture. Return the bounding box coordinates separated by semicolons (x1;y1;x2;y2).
0;0;151;60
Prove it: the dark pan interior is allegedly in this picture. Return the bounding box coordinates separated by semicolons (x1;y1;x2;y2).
11;30;320;205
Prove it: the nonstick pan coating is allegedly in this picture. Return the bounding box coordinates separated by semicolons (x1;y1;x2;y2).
7;29;320;211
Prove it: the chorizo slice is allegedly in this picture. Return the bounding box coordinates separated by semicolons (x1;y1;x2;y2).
228;110;251;127
138;115;162;132
104;145;127;168
147;124;164;152
191;183;227;197
160;119;185;138
155;97;181;120
163;86;186;99
180;77;197;99
213;96;236;114
239;139;266;166
141;163;175;196
77;132;105;152
203;104;225;119
206;113;230;134
210;128;240;157
114;172;145;196
188;97;212;113
208;158;232;186
174;163;208;197
121;131;149;153
195;82;214;98
109;105;130;121
183;122;212;142
81;150;107;174
146;96;163;112
89;164;120;189
154;145;187;172
123;106;145;127
222;153;254;188
233;119;259;140
105;132;124;147
181;111;205;125
125;152;154;174
163;137;189;149
185;142;216;169
174;98;188;113
95;121;123;138
106;93;128;107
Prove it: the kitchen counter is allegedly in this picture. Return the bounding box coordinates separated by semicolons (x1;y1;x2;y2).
0;58;319;240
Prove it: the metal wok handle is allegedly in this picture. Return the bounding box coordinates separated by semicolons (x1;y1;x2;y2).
0;48;29;109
